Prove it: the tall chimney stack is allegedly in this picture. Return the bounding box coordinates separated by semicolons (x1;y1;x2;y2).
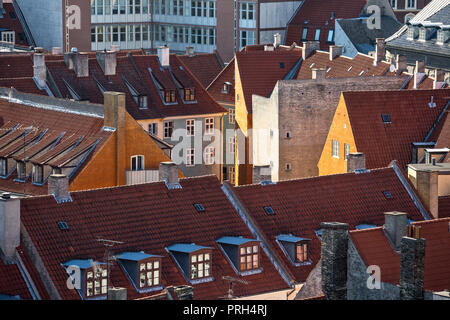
407;165;439;219
302;41;320;60
74;53;89;78
96;51;117;76
0;194;20;263
185;46;194;57
347;152;366;173
373;38;385;66
433;69;445;89
329;45;342;61
400;236;426;300
158;46;170;67
33;53;46;88
108;287;127;300
383;211;407;251
321;222;349;300
159;162;179;187
48;174;72;203
395;54;407;74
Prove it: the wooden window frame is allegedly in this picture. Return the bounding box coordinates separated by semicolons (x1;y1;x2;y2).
138;257;161;289
239;242;259;272
85;265;108;298
189;249;212;280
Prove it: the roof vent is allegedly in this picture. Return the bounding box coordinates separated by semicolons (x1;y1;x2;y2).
383;191;393;199
58;221;69;230
381;114;391;124
264;206;275;215
428;96;436;108
193;203;205;212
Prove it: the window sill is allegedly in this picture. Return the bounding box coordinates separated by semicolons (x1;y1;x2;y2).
332;155;340;159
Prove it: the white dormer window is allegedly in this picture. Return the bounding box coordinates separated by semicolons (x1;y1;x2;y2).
131;155;144;171
228;108;235;124
296;242;308;263
139;259;161;289
139;95;148;109
86;266;108;297
1;31;15;44
205;118;214;134
239;244;259;271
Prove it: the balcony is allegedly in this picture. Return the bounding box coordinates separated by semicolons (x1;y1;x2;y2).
125;169;159;185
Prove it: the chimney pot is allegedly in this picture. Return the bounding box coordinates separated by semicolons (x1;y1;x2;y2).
48;174;71;203
302;41;320;60
0;195;20;262
400;237;426;300
329;45;342;60
159;162;179;186
158;46;170;67
347;152;366;173
33;53;46;88
383;211;407;250
273;33;281;48
96;51;117;76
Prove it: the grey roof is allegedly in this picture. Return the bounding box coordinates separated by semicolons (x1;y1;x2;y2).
386;1;450;57
337;16;402;54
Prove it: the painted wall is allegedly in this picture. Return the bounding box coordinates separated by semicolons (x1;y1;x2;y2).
334;20;358;58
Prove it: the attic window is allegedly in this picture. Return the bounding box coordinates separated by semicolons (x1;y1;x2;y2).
239;244;259;271
381;114;391;124
302;28;308;41
139;95;148;109
184;88;195;101
0;158;7;176
16;161;26;180
131;155;144;171
276;235;311;265
164;90;176;103
190;251;212;280
138;259;161;289
222;82;232;94
193;203;205;212
264;206;274;215
383;191;393;199
280;62;285;69
314;28;321;41
86;265;108;298
296;243;308;263
32;164;44;184
58;221;69;230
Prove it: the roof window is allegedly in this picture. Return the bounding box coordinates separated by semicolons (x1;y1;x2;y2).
58;221;69;230
383;191;393;199
381;114;391;124
167;244;213;284
193;203;205;212
264;206;274;215
276;234;311;266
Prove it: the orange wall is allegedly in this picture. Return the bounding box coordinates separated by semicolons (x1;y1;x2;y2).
69;113;175;191
318;95;357;176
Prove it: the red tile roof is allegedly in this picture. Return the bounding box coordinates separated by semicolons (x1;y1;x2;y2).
0;54;33;79
0;78;45;95
350;217;450;292
19;175;289;300
438;196;450;218
0;96;111;195
285;0;368;50
343;88;450;169
0;257;32;299
232;167;427;283
178;53;224;88
0;4;29;47
207;58;235;105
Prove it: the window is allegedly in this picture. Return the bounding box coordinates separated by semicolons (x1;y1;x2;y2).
190;252;211;280
332;140;339;158
204;147;215;165
240;30;255;48
437;29;444;44
128;0;134;14
0;158;7;176
381;114;391;124
406;0;416;9
314;28;321;41
419;27;426;41
228;108;235;124
131;155;144;171
135;25;141;41
86;266;108;297
16;161;26;180
227;137;235;154
184;88;195;101
148;123;158;135
186;119;195;136
120;25;126;41
97;0;104;15
135;0;141;14
164;121;174;138
228;166;235;183
240;2;255;20
302;28;308;41
390;0;397;9
186;148;195;166
327;29;334;43
120;0;126;14
239;244;259;271
344;143;350;160
191;1;201;16
143;0;149;13
193;203;205;212
139;95;147;108
105;0;111;14
383;191;393;199
264;206;274;215
112;0;119;14
32;164;44;184
209;1;215;17
139;259;160;288
205;118;214;134
296;242;308;263
164;90;176;103
58;221;69;230
285;163;292;171
92;0;96;15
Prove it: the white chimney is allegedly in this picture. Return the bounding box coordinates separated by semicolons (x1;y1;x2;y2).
158;46;170;67
96;51;117;76
48;174;72;203
384;211;407;251
33;53;46;88
0;194;20;262
273;33;281;48
302;41;320;59
413;61;426;89
159;162;179;187
74;53;89;78
329;45;342;60
264;44;275;51
185;46;194;57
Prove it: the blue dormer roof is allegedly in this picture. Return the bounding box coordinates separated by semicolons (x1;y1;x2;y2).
116;251;161;261
62;259;104;269
217;236;258;246
355;224;378;230
277;234;310;243
167;243;212;253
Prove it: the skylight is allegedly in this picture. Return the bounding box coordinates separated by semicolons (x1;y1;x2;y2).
264;206;274;215
58;221;69;230
383;191;393;199
347;66;353;72
280;62;285;69
193;203;205;212
381;114;391;124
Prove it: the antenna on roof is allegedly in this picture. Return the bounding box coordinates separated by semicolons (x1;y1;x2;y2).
221;276;249;300
97;238;125;299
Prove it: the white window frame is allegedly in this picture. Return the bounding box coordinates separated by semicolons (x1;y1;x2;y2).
227;137;235;154
131;155;145;171
164;121;174;138
332;140;339;158
406;0;416;9
390;0;397;9
228;166;235;183
205;118;214;135
344;143;350;160
186;148;195;167
228;108;235;124
204;147;215;165
148;123;158;135
186;119;195;136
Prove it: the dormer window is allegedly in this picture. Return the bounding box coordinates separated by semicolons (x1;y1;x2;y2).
217;237;261;275
0;158;7;176
407;25;418;40
222;82;232;94
63;259;108;300
86;265;108;297
139;95;148;109
164;90;176;103
239;244;259;271
276;234;311;265
419;27;426;41
167;244;213;284
184;88;195;101
32;164;44;184
116;252;162;292
16;161;26;180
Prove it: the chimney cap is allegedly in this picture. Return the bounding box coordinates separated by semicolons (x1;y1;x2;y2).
320;222;349;230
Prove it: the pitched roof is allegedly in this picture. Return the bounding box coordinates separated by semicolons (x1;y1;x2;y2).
19;175;289;300
343;88;450;169
350;217;450;292
0;92;111;195
0;257;32;300
177;53;223;88
207;58;235;105
0;3;30;47
231;167;427;283
285;0;369;49
438;196;450;218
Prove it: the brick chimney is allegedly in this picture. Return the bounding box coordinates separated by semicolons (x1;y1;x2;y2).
400;236;426;300
415;60;425;73
312;68;326;80
383;211;407;251
395;54;407;73
158;46;170;67
0;193;20;263
185;46;194;57
96;51;117;76
321;222;348;300
433;69;445;89
48;174;72;203
302;41;320;60
273;33;281;48
407;165;439;219
74;53;89;78
347;152;366;173
33;53;46;88
373;38;385;66
52;47;63;55
108;287;127;300
159;162;179;186
329;45;342;61
104;92;127;185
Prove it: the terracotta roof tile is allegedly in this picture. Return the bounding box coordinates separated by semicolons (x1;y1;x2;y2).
19;175;289;300
344;88;450;169
232;167;426;283
438;196;450;218
178;53;223;88
0;257;32;299
207;58;235;104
